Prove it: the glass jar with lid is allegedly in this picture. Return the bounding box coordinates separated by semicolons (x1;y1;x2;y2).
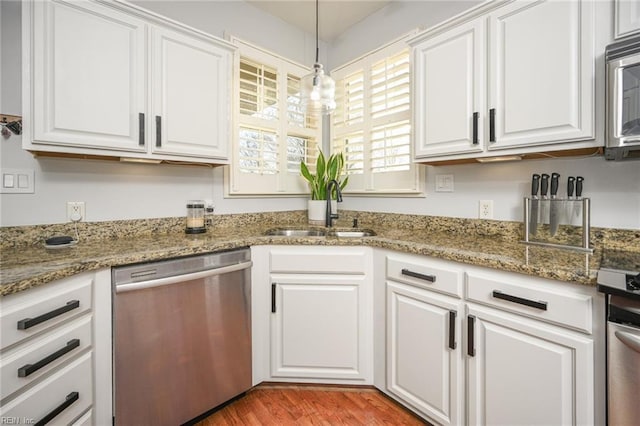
185;200;206;234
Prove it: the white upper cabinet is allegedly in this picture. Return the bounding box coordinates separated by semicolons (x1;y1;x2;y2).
23;0;234;164
151;27;230;159
487;0;594;150
30;0;147;152
615;0;640;39
413;19;485;157
411;0;596;161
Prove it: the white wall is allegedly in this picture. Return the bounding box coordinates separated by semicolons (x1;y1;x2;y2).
1;0;639;229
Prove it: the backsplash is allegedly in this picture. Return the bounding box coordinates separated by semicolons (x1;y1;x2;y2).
1;210;638;252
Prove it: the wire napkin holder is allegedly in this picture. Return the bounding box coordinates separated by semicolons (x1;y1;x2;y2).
521;197;593;253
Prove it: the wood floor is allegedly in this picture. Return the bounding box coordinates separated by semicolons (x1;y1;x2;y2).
194;384;429;425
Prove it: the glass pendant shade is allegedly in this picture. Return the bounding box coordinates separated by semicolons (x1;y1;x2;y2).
301;63;336;115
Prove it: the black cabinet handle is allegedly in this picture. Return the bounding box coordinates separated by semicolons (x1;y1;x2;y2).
18;339;80;378
492;290;548;311
138;112;145;146
448;310;457;350
271;283;276;313
467;315;476;357
489;108;496;142
155;116;162;147
472;112;479;145
35;391;79;426
17;300;80;330
401;269;436;283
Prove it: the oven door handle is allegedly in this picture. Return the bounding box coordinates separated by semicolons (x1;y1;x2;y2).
115;261;253;293
614;330;640;354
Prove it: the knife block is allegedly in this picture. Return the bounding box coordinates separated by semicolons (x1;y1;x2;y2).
522;197;593;253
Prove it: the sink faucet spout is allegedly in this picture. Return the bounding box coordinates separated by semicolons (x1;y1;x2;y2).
326;179;343;227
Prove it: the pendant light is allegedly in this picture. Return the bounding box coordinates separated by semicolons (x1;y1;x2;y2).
300;0;336;115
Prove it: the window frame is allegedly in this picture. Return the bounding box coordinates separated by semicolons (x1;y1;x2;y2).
225;36;321;197
331;32;425;197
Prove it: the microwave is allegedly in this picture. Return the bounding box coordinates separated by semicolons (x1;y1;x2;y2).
606;35;640;160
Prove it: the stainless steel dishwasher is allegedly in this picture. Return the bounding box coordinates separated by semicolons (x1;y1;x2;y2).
113;248;252;426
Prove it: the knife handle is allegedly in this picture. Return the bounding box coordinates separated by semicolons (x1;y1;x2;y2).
567;176;575;198
576;176;584;198
540;174;550;197
531;174;540;197
550;173;560;197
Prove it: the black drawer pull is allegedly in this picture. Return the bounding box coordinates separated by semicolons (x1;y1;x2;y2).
401;269;436;283
448;310;457;350
492;290;548;311
467;315;476;357
489;108;496;142
472;112;479;145
18;339;80;378
271;283;276;313
17;300;80;330
155;115;162;147
138;112;145;146
35;391;79;426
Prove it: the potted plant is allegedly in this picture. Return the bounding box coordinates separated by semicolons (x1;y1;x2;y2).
300;151;348;225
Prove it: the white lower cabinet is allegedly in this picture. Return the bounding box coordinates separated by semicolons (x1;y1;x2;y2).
379;250;601;426
0;269;112;426
386;281;464;426
271;274;367;380
252;246;373;385
466;303;594;426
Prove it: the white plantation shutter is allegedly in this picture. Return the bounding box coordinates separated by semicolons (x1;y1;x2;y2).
228;38;321;196
370;52;411;119
332;34;422;195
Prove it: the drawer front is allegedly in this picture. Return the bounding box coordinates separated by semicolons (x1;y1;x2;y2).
466;272;592;333
0;352;93;424
386;254;463;298
1;315;92;400
1;273;93;350
270;247;367;274
71;408;93;426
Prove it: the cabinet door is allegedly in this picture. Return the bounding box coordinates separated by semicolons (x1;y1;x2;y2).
386;281;463;426
467;304;594;426
270;274;369;381
31;0;147;152
413;19;485;158
616;0;640;39
487;0;594;149
151;27;231;160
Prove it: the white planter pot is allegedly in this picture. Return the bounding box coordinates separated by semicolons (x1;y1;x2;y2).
307;200;337;226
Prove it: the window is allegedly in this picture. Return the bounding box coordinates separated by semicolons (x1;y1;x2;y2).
227;37;321;196
332;35;423;195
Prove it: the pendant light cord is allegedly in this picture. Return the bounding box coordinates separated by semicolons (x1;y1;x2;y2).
315;0;319;63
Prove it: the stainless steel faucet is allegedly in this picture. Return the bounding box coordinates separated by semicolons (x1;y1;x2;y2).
325;179;343;227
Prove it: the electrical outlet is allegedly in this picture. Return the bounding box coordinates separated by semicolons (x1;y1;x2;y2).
479;200;493;219
67;202;85;222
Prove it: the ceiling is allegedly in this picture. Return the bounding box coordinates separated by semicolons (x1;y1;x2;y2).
246;0;393;41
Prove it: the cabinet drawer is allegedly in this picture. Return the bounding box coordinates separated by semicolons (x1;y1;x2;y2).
386;254;463;298
466;272;592;333
270;247;367;274
0;352;93;424
1;315;92;400
0;273;93;350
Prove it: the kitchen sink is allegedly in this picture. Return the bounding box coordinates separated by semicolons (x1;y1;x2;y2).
264;228;326;237
328;230;376;238
264;228;376;238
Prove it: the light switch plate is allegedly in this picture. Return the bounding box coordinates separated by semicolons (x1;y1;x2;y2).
1;169;35;193
435;174;454;192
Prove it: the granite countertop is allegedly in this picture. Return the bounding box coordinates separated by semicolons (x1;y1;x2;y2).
0;218;607;296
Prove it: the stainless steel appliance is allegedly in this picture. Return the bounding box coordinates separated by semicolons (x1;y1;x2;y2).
606;35;640;160
113;249;252;426
597;252;640;425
